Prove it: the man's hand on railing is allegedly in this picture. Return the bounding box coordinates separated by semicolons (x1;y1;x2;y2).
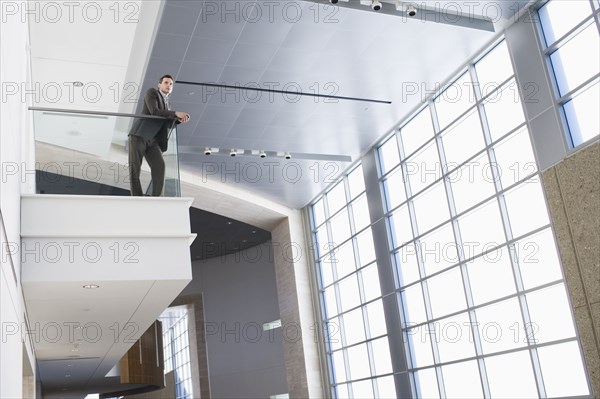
175;112;191;123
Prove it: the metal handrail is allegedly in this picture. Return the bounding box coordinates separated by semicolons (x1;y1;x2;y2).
28;106;171;120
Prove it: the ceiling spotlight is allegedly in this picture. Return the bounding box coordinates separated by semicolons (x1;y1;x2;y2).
204;147;212;155
259;150;267;158
329;0;338;3
230;149;237;157
406;4;417;16
284;152;292;160
72;81;84;87
82;284;99;289
371;0;382;10
396;1;417;16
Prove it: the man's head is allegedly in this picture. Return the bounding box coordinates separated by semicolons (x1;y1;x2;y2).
158;75;174;95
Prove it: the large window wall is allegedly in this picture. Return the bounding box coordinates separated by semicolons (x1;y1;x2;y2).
310;37;592;398
538;0;600;147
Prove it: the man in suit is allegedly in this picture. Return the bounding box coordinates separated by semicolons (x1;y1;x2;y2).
129;74;190;196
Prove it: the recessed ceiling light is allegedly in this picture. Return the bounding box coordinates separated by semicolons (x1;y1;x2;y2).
227;221;233;225
83;284;99;289
72;81;84;87
188;91;195;95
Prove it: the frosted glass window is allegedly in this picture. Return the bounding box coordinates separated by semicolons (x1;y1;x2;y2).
485;351;538;398
467;246;516;305
330;209;352;247
351;194;370;232
538;341;590;397
332;241;356;282
515;228;563;290
476;298;525;354
449;153;497;215
565;80;600;146
550;22;600;96
420;223;459;276
436;73;476;130
351;380;374;398
413;182;449;235
389;206;413;249
371;337;393;375
402;285;428;325
379;135;400;175
313;197;326;227
436;313;476;363
366;300;387;338
339;274;361;312
361;263;381;303
504;179;550;238
383;168;407;210
414;368;440;399
476;41;513;90
484;79;525;142
539;0;594;45
347;344;371;380
343;307;366;346
325;286;339;317
526;283;576;344
442;360;483;399
406;326;434;368
427;268;467;319
401;109;435;157
492;127;537;188
347;164;365;199
356;228;376;266
405;141;441;196
441;109;485;169
328;181;347;215
332;350;347;383
375;376;397;399
395;243;420;286
458;199;506;258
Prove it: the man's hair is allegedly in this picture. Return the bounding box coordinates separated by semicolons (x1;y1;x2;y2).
159;74;173;83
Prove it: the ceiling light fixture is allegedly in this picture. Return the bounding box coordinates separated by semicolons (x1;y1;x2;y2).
396;1;417;16
284;152;292;160
230;149;237;157
72;81;84;87
259;150;267;158
371;0;382;11
82;284;99;289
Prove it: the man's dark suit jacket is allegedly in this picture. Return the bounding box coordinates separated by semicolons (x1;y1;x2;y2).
129;88;177;152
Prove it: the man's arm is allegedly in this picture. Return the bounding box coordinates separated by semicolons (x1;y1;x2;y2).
144;89;177;119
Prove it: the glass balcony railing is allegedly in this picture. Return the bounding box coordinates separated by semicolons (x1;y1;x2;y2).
30;107;181;197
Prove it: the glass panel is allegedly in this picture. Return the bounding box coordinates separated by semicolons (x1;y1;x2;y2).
401;109;435;157
324;286;339;317
361;263;381;303
427;267;467;319
315;225;330;258
371;337;393;375
32;109;181;196
327;317;343;351
449;153;497;215
330;209;352;247
436;73;476;130
312;198;326;227
401;285;428;325
379;135;400;175
492;127;537;189
436;313;476;363
475;298;525;354
366;300;387;338
395;243;420;286
327;181;347;215
414;368;440;399
515;228;563;290
356;228;376;266
467;246;516;305
347;164;365;199
550;23;600;96
420;223;458;276
484;79;525;142
375;376;397;399
335;382;349;397
343;307;366;346
339;274;361;313
319;258;334;288
441;109;485;169
504;179;550;238
351;194;371;232
441;360;483;399
389;206;413;249
539;0;594;46
351;379;374;398
476;41;513;90
565;80;600;146
332;350;347;383
332;241;356;282
537;341;590;397
458;199;506;259
413;182;449;235
347;343;371;380
406;324;434;368
383;168;407;211
405;141;440;196
526;283;576;344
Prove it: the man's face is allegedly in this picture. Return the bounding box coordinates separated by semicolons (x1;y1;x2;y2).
158;78;174;95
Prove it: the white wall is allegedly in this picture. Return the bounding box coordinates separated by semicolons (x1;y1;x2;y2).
181;242;288;398
0;4;36;398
